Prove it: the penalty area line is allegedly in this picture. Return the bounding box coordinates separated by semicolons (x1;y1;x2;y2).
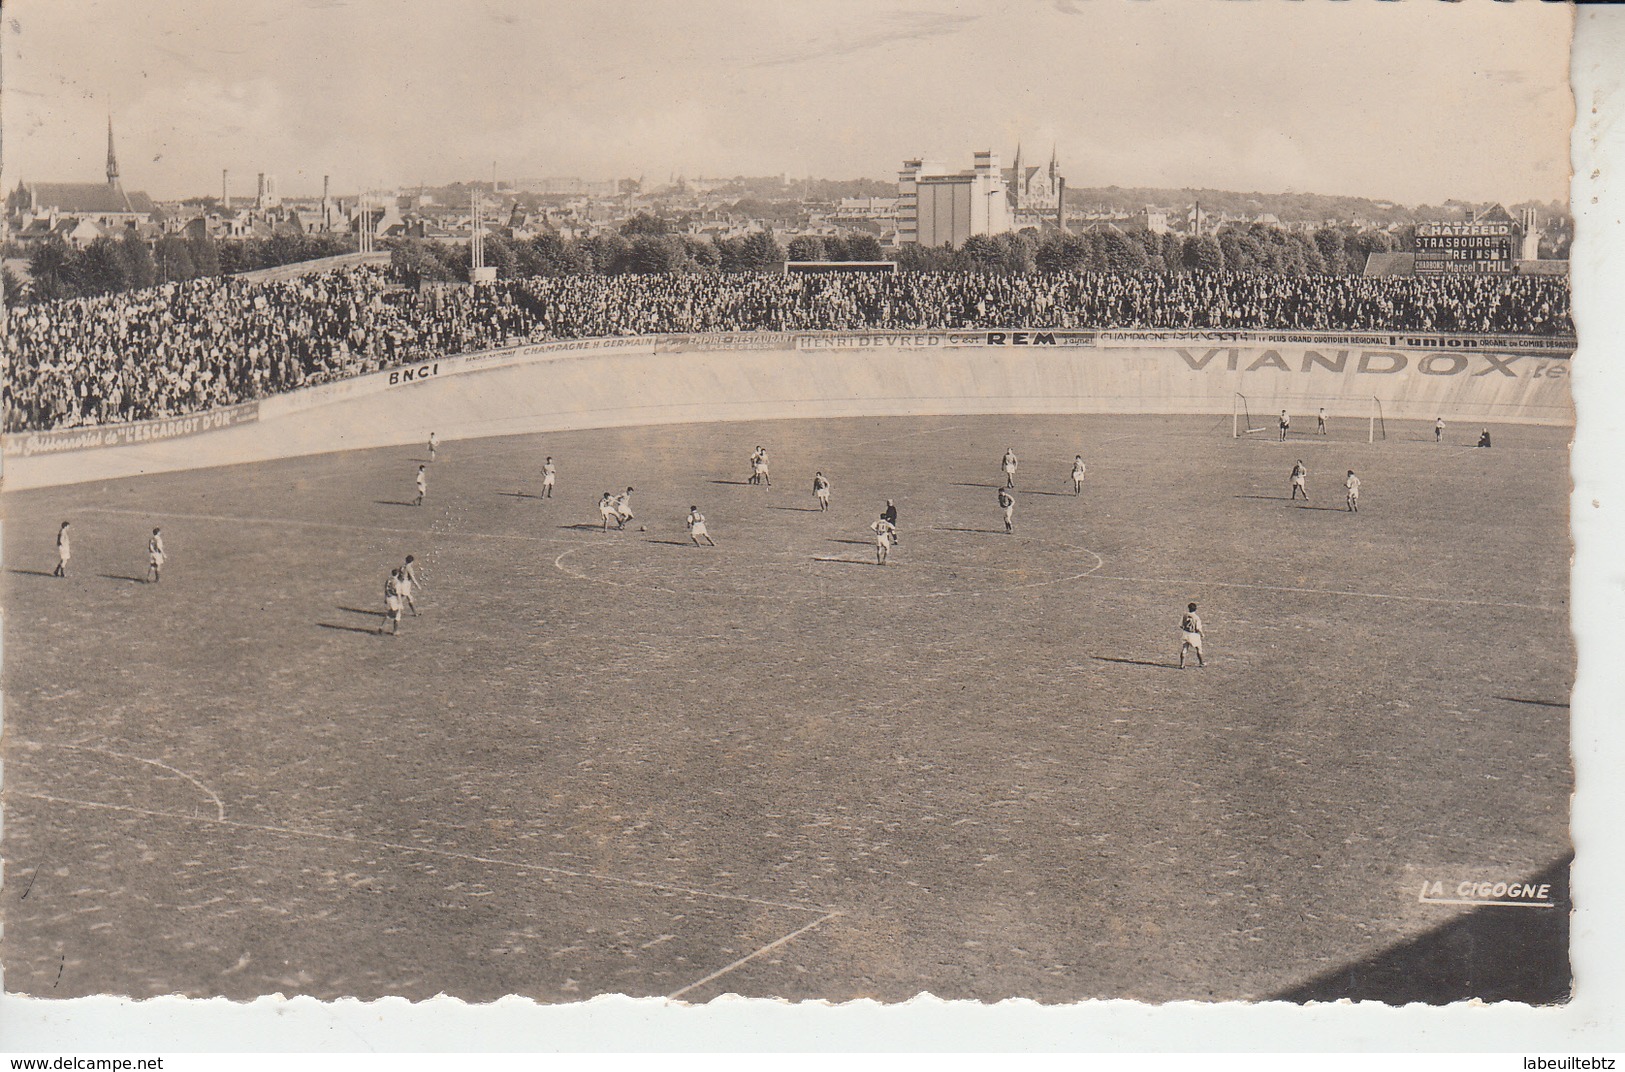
27;742;227;822
16;791;835;916
667;911;841;1001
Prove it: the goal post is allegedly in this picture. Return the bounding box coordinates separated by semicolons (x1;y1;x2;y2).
1370;396;1387;443
1233;393;1269;438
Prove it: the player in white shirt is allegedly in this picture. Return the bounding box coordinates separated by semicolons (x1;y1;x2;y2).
687;506;715;546
752;449;772;486
599;492;619;531
396;569;415;617
1002;448;1018;488
613;487;635;529
998;487;1015;533
1435;417;1445;444
1345;470;1361;512
1278;411;1290;441
1317;408;1328;436
872;517;896;565
813;472;831;511
414;465;427;507
1179;603;1205;669
1290;460;1309;501
399;555;422;616
428;431;438;461
54;521;71;578
146;528;166;583
1070;455;1087;495
541;457;556;498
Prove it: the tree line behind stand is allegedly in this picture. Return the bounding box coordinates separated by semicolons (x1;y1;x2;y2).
390;220;1411;286
4;214;1433;304
11;232;355;305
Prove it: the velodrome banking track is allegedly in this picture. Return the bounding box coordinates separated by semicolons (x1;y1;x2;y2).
1;328;1574;1003
2;327;1575;490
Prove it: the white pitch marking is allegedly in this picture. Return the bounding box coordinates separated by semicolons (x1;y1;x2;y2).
1085;572;1559;612
75;506;580;548
553;546;677;593
666;910;841;1000
853;423;972;448
556;531;1105;602
33;742;227;821
17;792;834;915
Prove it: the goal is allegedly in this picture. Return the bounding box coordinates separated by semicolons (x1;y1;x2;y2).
1369;396;1387;443
1232;393;1270;438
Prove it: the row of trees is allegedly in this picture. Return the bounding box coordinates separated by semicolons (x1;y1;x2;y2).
11;232;356;304
389;228;792;285
392;222;1403;285
5;219;1434;303
893;225;1403;277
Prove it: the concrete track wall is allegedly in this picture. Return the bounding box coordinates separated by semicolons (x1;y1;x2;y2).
3;330;1574;491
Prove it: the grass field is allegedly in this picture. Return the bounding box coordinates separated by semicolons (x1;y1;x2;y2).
1;413;1572;1003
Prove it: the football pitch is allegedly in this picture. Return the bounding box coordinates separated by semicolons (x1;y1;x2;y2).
1;413;1572;1003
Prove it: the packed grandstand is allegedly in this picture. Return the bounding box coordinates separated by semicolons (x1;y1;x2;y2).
3;266;1573;433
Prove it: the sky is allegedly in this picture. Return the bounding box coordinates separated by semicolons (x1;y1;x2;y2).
0;0;1575;205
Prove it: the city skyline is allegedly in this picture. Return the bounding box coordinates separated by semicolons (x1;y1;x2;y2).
2;0;1574;206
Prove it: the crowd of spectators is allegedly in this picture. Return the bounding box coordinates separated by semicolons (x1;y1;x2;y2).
4;266;1573;433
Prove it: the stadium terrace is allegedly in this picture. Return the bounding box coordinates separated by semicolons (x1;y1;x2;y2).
3;266;1573;433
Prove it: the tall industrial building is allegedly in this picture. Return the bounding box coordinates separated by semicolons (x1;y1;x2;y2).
896;151;1010;247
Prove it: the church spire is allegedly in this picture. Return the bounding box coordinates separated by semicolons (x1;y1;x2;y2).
106;114;120;187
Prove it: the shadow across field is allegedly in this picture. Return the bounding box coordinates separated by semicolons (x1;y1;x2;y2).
709;479;754;486
952;482;1002;489
8;569;59;579
497;491;548;501
1496;696;1570;710
97;573;147;585
812;556;876;566
937;527;1007;535
1094;656;1179;671
374;500;418;508
337;606;384;618
767;505;822;513
317;621;384;636
1273;855;1571;1005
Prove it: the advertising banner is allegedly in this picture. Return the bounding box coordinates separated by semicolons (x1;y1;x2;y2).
4;400;260;458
